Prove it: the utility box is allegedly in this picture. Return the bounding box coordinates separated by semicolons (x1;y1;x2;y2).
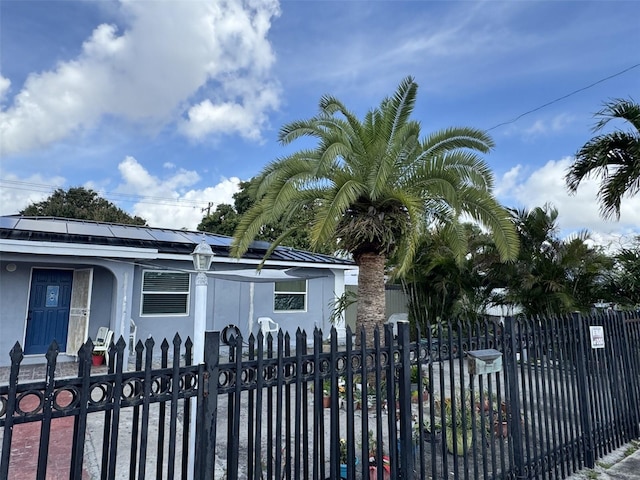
467;349;503;376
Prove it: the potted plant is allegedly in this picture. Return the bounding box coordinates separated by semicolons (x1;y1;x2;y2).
323;378;332;408
410;365;430;403
421;418;442;443
92;351;105;366
367;430;390;480
493;401;509;438
443;396;474;456
338;438;358;479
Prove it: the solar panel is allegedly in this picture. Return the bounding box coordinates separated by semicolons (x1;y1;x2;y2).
16;218;68;233
0;217;18;229
67;221;116;237
108;225;156;240
180;231;231;247
147;229;193;243
0;216;353;266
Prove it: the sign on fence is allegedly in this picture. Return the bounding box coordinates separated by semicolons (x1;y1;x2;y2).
589;325;605;349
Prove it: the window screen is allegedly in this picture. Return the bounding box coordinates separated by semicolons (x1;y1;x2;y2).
274;279;307;312
142;271;190;315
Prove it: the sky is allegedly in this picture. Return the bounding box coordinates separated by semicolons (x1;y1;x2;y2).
1;0;639;249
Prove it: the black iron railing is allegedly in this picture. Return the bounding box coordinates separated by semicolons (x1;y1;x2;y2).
0;335;200;480
1;311;639;480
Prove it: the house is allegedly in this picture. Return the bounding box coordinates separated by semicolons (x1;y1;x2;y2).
0;216;353;367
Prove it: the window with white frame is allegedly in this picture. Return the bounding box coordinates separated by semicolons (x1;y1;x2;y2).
274;279;307;312
141;271;190;315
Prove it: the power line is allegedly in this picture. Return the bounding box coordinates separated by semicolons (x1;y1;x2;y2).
486;62;640;132
0;179;214;210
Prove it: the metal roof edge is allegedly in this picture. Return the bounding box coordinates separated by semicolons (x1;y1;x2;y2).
0;239;160;259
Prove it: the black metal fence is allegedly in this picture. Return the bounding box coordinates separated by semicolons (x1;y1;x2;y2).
0;335;199;479
200;311;640;480
1;311;639;480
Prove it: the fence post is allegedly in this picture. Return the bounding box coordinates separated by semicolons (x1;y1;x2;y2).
503;317;525;477
397;322;414;480
574;312;595;469
197;331;220;479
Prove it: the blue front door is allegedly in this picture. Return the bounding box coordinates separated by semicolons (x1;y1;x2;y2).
24;269;73;355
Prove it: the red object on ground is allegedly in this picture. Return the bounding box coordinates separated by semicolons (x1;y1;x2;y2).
91;354;104;366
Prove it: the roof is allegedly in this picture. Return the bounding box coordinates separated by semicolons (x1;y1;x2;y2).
0;216;353;266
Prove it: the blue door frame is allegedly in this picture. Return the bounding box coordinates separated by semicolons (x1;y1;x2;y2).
24;269;73;355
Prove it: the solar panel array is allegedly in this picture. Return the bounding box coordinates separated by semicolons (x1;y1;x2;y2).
0;216;351;265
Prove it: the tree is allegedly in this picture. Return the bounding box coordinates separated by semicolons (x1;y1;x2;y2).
403;225;488;331
490;204;612;316
21;187;147;225
231;77;518;341
198;203;241;237
198;179;331;252
566;98;640;219
601;237;640;309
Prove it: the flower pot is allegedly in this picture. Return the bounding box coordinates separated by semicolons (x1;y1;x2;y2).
369;464;391;480
339;457;358;479
92;354;104;366
323;396;331;408
494;421;508;438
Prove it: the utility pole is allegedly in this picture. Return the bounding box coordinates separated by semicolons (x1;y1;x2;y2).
201;202;214;216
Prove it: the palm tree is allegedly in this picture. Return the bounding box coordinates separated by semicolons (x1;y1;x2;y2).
231;77;518;341
566;98;640;219
492;204;612;316
403;224;496;331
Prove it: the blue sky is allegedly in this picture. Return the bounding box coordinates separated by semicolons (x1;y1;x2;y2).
1;0;639;247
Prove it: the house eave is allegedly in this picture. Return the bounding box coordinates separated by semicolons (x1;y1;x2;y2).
0;239;160;259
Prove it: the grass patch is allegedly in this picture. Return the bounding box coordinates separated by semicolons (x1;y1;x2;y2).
585;469;600;479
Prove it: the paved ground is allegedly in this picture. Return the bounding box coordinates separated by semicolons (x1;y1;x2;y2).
566;440;640;480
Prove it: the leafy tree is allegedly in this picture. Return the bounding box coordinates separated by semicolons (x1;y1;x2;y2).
231;77;518;341
601;237;640;309
198;179;330;252
566;98;640;219
20;187;147;225
403;226;484;331
198;203;241;237
490;204;612;316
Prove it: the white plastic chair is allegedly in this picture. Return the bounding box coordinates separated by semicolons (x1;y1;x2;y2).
129;319;137;353
93;327;114;365
257;317;279;348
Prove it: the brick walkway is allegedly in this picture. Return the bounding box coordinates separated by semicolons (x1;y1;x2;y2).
1;362;107;480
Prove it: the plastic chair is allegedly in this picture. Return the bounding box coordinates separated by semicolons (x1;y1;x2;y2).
93;327;114;365
129;319;137;352
257;317;279;348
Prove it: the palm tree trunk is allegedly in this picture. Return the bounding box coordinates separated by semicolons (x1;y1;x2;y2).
356;252;387;347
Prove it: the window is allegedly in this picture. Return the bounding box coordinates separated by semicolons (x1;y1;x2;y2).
274;279;307;312
141;271;190;315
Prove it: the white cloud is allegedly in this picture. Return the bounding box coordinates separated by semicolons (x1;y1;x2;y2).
0;0;281;155
0;173;66;215
181;79;279;141
0;158;240;230
0;76;10;104
116;156;240;229
497;157;640;244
